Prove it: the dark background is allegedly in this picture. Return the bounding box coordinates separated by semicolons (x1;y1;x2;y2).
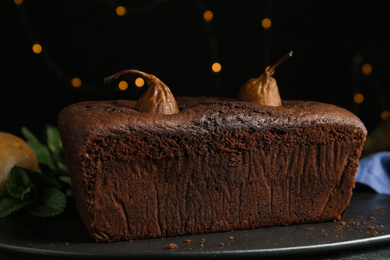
2;0;390;137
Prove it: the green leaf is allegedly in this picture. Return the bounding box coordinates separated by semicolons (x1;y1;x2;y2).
56;161;68;173
6;184;25;200
21;127;56;170
8;167;34;202
9;166;31;188
46;124;62;153
21;126;39;144
29;188;66;217
6;184;31;201
0;197;30;218
58;176;71;186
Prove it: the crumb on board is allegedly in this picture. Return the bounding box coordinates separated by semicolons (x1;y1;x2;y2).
164;243;179;249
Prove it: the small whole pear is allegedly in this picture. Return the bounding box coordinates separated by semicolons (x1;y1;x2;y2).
104;69;179;115
237;71;282;106
237;51;293;107
0;132;39;193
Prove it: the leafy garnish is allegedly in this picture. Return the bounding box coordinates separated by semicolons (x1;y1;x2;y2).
0;197;31;218
21;125;68;172
29;187;66;217
0;125;71;218
0;166;67;217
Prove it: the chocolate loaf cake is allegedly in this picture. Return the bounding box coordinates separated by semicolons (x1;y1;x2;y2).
58;97;367;242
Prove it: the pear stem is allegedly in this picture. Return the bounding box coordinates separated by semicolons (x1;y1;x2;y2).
267;51;293;74
104;69;151;85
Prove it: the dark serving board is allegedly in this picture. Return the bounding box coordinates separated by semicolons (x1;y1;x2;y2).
0;192;389;259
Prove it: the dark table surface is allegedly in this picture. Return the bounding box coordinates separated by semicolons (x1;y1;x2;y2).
1;191;390;260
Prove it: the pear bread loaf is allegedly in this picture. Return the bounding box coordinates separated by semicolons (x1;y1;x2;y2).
59;63;366;242
58;95;367;242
